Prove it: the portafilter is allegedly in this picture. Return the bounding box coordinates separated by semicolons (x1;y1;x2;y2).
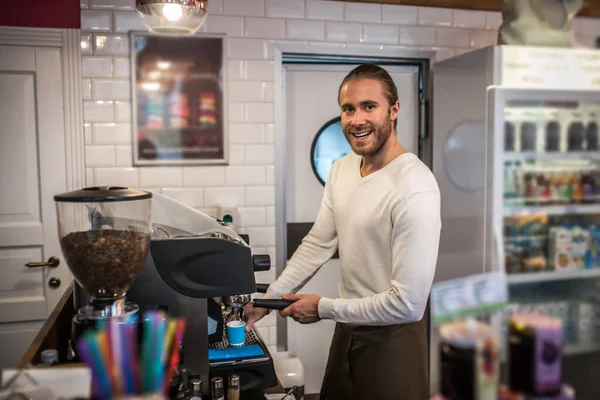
222;283;296;320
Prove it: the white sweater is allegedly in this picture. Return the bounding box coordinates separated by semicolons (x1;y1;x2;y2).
266;152;441;325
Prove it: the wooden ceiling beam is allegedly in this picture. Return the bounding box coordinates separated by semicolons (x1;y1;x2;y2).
333;0;600;18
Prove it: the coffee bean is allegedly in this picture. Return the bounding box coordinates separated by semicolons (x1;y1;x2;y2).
60;229;150;300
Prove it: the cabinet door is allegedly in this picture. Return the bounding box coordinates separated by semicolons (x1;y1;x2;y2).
0;45;69;368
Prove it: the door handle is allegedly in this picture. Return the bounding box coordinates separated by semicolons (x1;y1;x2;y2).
25;256;60;268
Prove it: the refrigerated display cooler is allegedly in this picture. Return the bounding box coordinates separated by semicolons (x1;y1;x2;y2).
432;45;600;398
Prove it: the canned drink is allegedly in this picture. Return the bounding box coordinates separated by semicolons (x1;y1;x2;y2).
509;313;563;397
439;318;499;400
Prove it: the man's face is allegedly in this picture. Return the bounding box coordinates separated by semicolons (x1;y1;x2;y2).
338;78;399;157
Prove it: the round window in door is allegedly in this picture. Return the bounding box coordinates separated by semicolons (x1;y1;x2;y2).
310;117;352;185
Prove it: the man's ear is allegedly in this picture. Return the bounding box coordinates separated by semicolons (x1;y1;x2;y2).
390;100;400;122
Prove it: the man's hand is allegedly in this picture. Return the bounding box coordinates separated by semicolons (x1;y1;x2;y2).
279;294;322;324
227;303;269;332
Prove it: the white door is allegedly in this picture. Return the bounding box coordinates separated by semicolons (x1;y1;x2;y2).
283;64;420;394
0;45;70;368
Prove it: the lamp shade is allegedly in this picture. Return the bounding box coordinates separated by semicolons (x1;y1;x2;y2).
136;0;207;35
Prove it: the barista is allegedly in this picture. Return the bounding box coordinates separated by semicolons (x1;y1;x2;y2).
237;64;442;399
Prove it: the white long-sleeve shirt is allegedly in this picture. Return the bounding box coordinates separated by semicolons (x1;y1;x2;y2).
266;152;441;325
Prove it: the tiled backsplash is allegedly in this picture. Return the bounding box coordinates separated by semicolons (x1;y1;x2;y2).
80;0;600;342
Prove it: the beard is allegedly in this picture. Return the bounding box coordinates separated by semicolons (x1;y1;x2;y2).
343;116;393;157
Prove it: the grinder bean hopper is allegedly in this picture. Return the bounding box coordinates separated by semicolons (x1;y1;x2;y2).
54;186;153;345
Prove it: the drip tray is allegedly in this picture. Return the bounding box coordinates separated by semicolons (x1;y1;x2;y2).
208;317;270;366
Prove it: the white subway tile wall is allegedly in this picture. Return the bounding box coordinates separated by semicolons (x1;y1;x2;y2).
93;122;131;144
81;34;93;54
382;5;418;25
205;15;245;37
326;22;362;43
90;0;135;10
183;166;226;187
418;6;452;27
82;56;112;77
306;1;343;21
116;145;133;166
114;101;131;122
86;145;116;167
139;167;183;188
226;165;267;186
113;57;130;77
452;9;486;29
114;11;147;32
81;10;112;31
400;26;435;46
223;0;265;17
470;29;499;48
229;144;246;165
229;81;267;102
161;188;205;208
245;17;285;39
286;19;325;41
245;60;274;81
266;0;305;19
84;100;115;122
238;206;267;227
362;23;400;44
435;28;470;48
82;79;92;100
486;12;503;30
80;1;600;332
92;79;130;100
84;123;93;145
344;3;381;23
207;0;223;14
227;38;270;59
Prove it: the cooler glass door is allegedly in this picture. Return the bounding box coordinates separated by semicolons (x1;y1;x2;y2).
490;87;600;364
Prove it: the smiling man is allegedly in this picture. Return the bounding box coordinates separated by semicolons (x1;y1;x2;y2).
240;64;441;399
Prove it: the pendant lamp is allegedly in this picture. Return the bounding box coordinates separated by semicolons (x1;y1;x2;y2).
136;0;208;35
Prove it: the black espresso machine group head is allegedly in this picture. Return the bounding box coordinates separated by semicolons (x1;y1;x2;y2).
126;192;291;397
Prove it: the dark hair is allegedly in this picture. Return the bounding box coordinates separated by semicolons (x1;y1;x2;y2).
338;64;399;128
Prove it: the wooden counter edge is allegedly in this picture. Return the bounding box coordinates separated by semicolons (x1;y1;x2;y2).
17;281;74;369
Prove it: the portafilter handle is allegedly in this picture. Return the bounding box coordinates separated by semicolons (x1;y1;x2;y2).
251;298;295;310
251;283;296;309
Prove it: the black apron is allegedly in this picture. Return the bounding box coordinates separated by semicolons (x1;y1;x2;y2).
319;317;429;400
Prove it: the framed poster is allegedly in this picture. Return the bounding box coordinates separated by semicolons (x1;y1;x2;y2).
130;31;227;166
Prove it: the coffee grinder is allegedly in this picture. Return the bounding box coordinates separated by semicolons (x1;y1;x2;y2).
53;186;153;346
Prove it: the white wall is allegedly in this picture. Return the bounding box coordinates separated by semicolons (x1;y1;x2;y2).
79;0;600;348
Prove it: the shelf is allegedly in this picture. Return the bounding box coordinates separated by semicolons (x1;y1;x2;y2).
504;235;547;242
564;342;600;356
507;268;600;284
505;152;600;162
138;127;209;132
503;204;600;217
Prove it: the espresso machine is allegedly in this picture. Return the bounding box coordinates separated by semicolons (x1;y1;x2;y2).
126;192;293;398
53;186;153;347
